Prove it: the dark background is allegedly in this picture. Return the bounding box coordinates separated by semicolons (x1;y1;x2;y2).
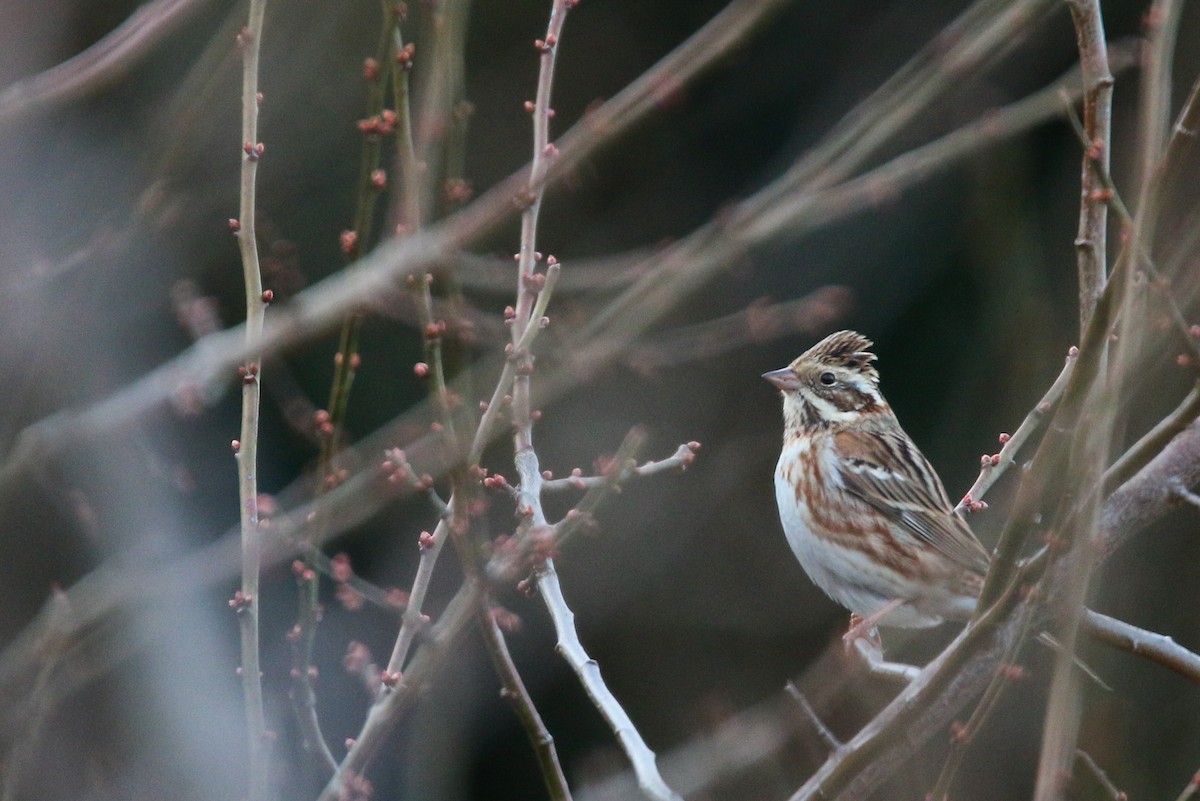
0;1;1198;800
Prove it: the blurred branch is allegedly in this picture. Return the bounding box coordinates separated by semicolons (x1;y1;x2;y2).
1032;5;1118;794
1129;0;1185;265
926;619;1029;801
1032;2;1115;794
784;682;842;753
627;287;853;372
1082;609;1200;686
0;0;215;126
1103;383;1200;495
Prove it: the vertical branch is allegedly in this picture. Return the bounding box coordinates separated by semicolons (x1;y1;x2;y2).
1066;0;1113;333
1127;0;1184;273
1032;4;1114;801
413;0;471;218
234;1;270;799
511;0;571;447
477;608;573;801
504;4;680;801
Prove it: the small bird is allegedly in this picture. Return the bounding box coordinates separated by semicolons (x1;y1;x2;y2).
764;330;990;639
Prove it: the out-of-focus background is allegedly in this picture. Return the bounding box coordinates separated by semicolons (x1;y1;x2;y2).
1;1;1198;800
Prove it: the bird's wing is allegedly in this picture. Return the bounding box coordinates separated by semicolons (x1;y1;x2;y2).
833;427;990;574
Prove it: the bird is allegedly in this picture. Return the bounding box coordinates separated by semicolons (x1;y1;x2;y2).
763;330;990;642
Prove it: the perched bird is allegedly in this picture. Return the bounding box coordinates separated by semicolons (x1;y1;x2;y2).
763;330;990;639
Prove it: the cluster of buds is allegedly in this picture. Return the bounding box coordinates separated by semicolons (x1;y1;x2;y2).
333;351;361;370
395;42;416;70
379;449;434;493
331;553;362;609
960;493;988;514
534;33;557;52
228;590;253;612
979;453;1001;468
323;466;350;491
288;665;320;683
242;141;265;160
482;472;511;491
290;559;316;583
357;109;398;137
313;409;334;438
238;363;259;385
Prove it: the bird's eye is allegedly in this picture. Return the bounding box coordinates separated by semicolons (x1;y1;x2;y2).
819;372;837;386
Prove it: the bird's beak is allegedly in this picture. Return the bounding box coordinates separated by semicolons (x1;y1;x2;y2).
762;367;800;391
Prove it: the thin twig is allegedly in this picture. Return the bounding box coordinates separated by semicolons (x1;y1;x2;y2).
1174;770;1200;801
1075;749;1126;801
927;608;1032;801
540;441;698;493
784;682;842;753
1102;383;1200;494
234;2;270;799
478;608;573;801
317;582;481;801
954;347;1078;516
1082;609;1200;686
1065;0;1113;333
539;564;683;801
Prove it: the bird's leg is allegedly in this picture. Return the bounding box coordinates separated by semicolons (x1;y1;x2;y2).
842;599;904;652
851;637;920;684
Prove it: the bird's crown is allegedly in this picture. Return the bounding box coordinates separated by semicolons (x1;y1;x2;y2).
795;330;878;377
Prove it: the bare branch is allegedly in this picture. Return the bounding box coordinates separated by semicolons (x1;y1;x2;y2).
1075;749;1126;801
479;608;573;801
1099;419;1200;557
541;442;698;493
539;564;683;801
234;2;270;797
1083;609;1200;686
1065;0;1113;333
955;347;1078;516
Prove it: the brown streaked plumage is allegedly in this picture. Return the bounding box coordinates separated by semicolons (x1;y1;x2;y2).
764;330;989;631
